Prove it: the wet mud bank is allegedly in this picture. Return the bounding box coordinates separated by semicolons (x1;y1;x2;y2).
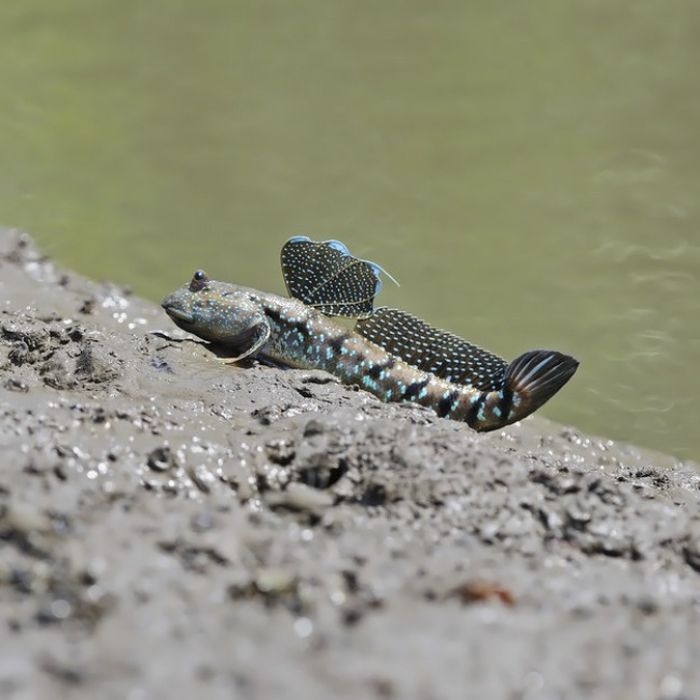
1;229;699;700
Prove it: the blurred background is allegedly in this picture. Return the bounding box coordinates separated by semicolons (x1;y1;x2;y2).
0;1;697;460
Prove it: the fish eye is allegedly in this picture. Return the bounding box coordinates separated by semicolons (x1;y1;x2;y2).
189;269;209;292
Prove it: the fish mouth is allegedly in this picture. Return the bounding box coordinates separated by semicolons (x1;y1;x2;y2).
161;297;194;324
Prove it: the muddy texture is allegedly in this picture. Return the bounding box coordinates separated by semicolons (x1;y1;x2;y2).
1;229;699;700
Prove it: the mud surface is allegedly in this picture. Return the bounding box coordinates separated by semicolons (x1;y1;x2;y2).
1;229;699;700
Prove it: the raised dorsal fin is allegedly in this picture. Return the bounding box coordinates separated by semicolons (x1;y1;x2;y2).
280;236;395;318
356;307;507;391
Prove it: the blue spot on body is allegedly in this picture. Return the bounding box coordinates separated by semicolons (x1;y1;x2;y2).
362;376;378;391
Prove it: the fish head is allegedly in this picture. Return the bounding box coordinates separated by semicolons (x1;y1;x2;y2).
161;271;262;344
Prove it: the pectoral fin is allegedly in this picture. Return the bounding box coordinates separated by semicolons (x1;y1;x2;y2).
222;322;271;364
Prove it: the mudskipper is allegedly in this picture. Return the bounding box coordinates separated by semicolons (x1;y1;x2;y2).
162;237;578;431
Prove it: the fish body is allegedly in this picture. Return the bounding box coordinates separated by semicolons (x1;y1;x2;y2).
162;239;578;432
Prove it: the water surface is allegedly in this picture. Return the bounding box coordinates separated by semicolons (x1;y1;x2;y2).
1;1;698;459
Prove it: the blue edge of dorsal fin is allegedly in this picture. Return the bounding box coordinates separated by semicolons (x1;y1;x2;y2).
286;236;399;290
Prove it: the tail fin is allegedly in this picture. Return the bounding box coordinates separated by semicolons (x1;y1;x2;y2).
504;349;578;421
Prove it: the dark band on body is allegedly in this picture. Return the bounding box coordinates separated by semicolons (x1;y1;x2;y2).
466;392;486;426
403;377;430;400
328;332;352;354
436;389;461;418
368;356;395;380
266;307;309;340
498;387;514;421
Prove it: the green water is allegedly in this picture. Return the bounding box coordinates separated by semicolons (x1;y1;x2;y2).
1;2;698;460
